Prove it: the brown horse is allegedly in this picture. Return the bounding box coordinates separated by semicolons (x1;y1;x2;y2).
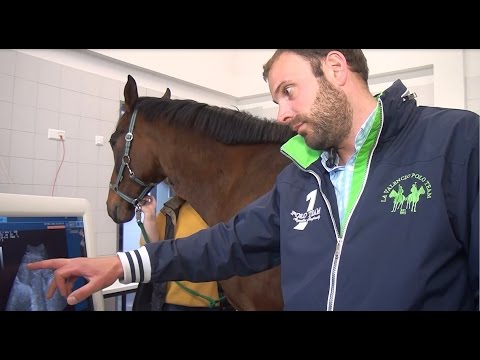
107;75;294;310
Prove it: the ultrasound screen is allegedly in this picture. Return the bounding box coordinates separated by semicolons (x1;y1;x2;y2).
0;216;93;311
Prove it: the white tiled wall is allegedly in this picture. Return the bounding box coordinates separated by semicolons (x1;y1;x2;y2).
0;50;121;256
465;49;480;115
466;76;480;115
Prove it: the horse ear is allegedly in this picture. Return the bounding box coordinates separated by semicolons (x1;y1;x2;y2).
124;75;139;113
162;88;171;99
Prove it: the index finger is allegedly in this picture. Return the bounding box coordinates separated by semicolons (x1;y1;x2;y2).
26;258;68;271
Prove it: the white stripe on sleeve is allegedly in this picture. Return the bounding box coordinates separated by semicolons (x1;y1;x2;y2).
117;246;152;284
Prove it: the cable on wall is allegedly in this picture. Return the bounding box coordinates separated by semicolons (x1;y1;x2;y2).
51;134;66;197
0;157;12;183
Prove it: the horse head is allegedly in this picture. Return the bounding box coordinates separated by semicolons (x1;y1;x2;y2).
107;75;171;223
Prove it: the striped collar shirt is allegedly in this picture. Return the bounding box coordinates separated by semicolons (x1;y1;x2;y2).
320;103;379;228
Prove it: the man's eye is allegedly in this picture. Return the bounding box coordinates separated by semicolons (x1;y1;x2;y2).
284;86;293;96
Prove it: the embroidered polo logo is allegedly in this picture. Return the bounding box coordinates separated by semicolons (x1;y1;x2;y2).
291;189;321;230
381;172;432;215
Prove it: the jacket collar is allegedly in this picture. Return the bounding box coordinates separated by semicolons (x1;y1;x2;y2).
281;79;416;167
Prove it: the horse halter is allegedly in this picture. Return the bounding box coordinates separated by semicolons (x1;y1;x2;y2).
109;107;157;209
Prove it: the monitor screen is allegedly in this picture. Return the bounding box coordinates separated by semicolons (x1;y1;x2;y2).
0;193;104;311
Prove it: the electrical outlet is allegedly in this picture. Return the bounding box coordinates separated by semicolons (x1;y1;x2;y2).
48;129;66;141
95;135;104;146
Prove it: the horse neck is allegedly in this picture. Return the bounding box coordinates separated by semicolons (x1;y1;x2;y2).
169;140;288;226
218;143;289;216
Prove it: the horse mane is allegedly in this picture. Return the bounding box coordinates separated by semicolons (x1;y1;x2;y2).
136;97;295;145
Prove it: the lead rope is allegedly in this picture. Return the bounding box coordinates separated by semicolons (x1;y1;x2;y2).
136;203;225;309
136;206;150;245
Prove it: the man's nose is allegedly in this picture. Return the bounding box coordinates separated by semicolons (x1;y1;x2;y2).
276;105;294;124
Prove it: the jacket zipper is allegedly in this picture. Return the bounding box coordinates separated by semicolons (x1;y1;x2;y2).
282;152;343;311
307;169;342;311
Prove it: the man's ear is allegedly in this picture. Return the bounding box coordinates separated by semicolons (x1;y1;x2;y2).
324;51;348;86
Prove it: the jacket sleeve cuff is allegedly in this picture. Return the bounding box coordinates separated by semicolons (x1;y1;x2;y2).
116;246;152;284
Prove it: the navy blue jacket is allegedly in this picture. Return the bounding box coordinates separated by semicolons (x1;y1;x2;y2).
144;80;479;310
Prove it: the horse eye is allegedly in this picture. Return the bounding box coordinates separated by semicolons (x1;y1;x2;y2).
109;133;118;147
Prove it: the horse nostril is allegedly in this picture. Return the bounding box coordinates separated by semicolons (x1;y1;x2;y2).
113;205;120;224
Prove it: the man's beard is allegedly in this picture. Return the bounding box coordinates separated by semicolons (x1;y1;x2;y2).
293;77;353;151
